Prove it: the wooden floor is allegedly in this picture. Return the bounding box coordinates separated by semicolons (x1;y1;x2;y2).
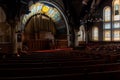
0;48;120;80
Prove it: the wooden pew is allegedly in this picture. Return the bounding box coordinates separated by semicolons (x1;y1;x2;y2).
1;62;120;79
0;59;105;68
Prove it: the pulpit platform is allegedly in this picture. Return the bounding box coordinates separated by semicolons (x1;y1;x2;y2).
32;48;73;53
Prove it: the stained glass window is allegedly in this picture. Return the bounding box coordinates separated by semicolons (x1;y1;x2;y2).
104;23;111;29
103;7;111;41
114;0;120;20
113;30;120;41
104;7;111;22
103;0;120;41
113;22;120;28
92;27;98;41
104;30;111;41
112;0;120;41
22;2;61;25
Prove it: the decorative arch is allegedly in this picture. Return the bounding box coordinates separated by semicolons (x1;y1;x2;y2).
20;1;70;46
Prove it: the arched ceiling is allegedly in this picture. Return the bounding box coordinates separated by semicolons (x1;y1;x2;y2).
63;0;104;27
0;0;106;26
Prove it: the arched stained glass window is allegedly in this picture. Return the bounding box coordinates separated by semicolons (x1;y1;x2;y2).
113;0;120;20
104;7;111;22
103;0;120;41
112;0;120;41
23;2;61;25
92;27;99;41
103;6;111;41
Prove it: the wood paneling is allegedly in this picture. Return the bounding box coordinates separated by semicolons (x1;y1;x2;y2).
0;43;13;54
27;39;52;51
55;39;68;48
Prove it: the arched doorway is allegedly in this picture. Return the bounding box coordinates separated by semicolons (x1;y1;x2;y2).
16;1;70;51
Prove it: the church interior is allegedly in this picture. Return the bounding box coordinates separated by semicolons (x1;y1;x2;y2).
0;0;120;80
